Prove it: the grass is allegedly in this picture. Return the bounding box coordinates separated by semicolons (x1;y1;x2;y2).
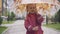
2;21;14;24
0;26;7;34
43;23;60;30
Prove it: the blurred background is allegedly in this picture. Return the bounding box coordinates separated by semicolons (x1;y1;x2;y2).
0;0;60;34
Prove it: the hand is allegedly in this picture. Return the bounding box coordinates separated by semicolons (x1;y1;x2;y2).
32;26;39;31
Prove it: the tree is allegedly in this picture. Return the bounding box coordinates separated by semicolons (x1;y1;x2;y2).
7;13;10;21
58;0;60;2
46;15;49;25
10;12;15;21
54;9;60;23
7;11;11;21
0;16;3;25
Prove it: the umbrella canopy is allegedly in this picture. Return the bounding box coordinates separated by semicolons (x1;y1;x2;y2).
21;0;53;4
13;0;60;17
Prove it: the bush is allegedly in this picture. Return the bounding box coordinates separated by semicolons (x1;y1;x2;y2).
11;12;15;21
54;9;60;23
58;0;60;2
7;12;15;21
0;16;3;25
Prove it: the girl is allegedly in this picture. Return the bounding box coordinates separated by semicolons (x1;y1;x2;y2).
24;4;44;34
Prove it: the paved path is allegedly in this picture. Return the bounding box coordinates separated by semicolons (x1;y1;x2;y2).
2;20;60;34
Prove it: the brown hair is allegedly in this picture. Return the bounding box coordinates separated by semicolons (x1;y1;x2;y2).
26;4;37;13
26;4;36;9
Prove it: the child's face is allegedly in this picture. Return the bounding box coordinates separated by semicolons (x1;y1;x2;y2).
27;4;37;13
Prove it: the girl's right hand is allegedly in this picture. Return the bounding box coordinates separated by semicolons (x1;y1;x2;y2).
32;26;39;31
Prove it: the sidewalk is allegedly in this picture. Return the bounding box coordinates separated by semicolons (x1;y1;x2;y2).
2;20;60;34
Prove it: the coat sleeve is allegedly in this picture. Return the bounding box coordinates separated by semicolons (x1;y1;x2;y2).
24;16;34;31
37;14;44;26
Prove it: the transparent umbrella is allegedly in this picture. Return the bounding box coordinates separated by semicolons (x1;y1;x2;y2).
13;0;60;17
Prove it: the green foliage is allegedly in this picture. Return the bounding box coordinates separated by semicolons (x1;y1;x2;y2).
0;16;3;25
58;0;60;2
11;12;15;18
7;12;15;21
11;12;15;21
7;11;11;16
46;15;49;24
7;12;11;21
0;26;7;34
54;9;60;23
44;23;60;30
2;21;14;24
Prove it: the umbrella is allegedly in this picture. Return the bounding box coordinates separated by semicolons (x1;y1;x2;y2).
13;0;60;17
21;0;53;4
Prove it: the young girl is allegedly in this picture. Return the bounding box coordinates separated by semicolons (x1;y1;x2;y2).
24;4;44;34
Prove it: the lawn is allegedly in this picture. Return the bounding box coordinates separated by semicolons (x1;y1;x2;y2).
0;26;7;34
2;21;14;24
43;23;60;30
